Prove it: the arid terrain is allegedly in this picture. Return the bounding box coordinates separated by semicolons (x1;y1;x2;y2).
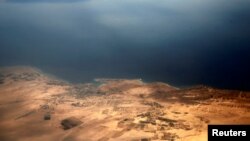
0;66;249;141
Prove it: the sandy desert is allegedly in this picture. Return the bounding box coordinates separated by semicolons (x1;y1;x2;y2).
0;66;249;141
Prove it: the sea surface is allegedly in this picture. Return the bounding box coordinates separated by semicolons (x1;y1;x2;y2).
0;0;250;90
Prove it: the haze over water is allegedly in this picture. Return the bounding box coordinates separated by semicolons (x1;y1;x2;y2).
0;0;250;90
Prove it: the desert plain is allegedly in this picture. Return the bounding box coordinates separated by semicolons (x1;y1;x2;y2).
0;66;249;141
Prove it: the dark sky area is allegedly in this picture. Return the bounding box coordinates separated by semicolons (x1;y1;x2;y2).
0;0;250;90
